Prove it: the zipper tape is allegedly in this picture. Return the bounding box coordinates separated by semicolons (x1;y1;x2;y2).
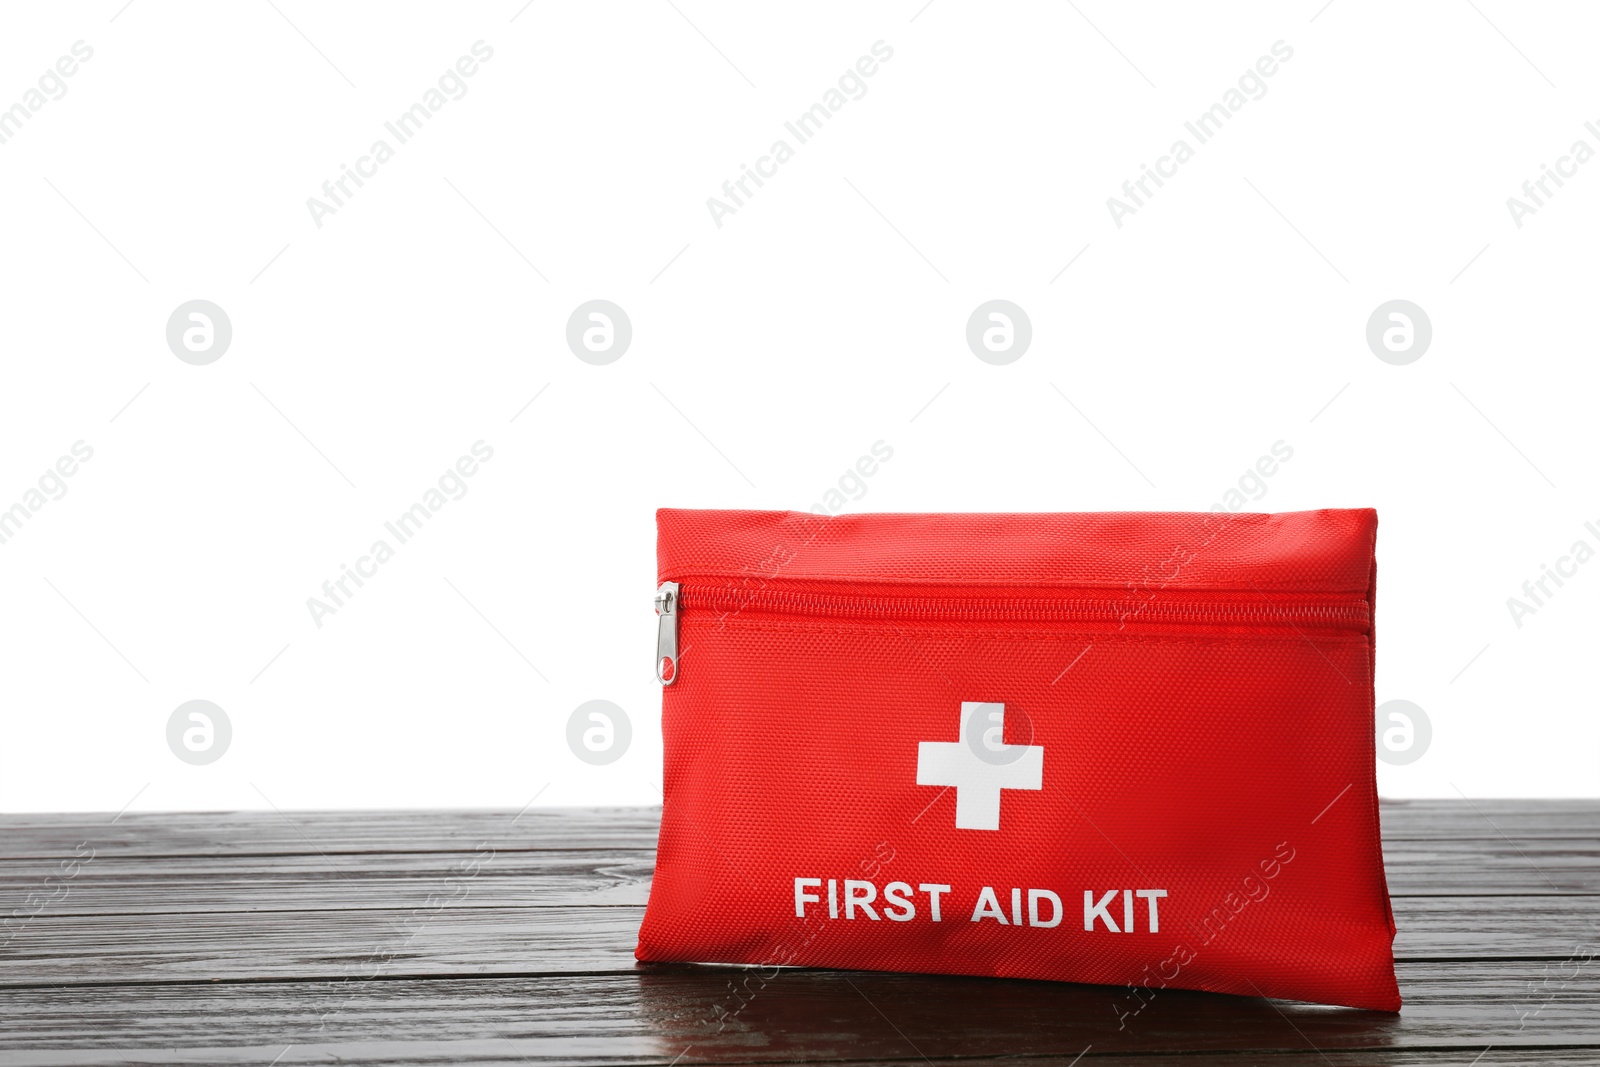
656;579;1368;685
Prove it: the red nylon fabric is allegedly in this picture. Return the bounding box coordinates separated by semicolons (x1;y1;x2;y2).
638;508;1400;1012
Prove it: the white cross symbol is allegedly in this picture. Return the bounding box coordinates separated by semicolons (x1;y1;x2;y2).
916;702;1044;831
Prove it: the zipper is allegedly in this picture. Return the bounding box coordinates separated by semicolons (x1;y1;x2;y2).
655;581;680;686
655;579;1368;685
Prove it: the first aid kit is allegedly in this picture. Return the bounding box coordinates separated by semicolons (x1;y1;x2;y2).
637;508;1400;1011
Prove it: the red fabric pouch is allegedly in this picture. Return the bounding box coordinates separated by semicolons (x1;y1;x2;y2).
637;508;1400;1011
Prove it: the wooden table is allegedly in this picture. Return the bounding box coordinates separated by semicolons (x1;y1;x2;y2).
1;801;1596;1065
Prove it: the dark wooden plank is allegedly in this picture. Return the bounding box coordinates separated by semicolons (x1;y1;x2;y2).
1393;896;1600;958
0;850;656;914
1383;838;1600;894
3;826;1596;920
0;962;1593;1064
2;801;1594;862
0;808;663;859
1379;799;1600;840
6;1055;1597;1067
0;906;642;987
2;843;1593;920
1382;844;1593;895
1;805;1595;989
2;896;1596;989
0;804;1596;1065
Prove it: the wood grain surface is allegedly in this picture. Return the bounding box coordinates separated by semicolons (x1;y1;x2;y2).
0;801;1594;1066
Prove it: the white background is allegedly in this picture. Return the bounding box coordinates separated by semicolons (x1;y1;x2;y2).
1;1;1595;813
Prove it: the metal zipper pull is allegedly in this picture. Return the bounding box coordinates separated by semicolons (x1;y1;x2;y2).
655;581;679;685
